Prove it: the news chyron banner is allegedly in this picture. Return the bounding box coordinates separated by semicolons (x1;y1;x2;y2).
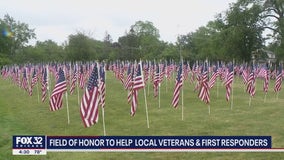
13;135;273;155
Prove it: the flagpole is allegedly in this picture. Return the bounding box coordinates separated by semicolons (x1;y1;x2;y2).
181;59;184;120
143;82;150;128
102;107;106;135
147;63;150;96
208;104;210;115
65;92;70;124
76;63;80;106
178;34;184;119
217;78;219;98
103;64;107;135
231;80;234;110
64;66;70;124
36;81;40;103
217;61;220;98
140;60;150;128
47;65;51;100
249;96;252;107
158;63;161;109
166;61;168;93
231;61;234;110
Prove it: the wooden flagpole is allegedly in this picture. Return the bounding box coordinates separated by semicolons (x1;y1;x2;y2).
47;65;51;100
147;61;150;96
231;61;234;110
76;63;80;106
158;62;161;109
181;59;184;120
65;92;70;124
98;63;106;135
36;80;40;103
208;104;211;115
141;62;150;128
65;66;70;124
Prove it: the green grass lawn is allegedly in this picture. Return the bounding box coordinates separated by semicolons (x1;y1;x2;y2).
1;72;284;159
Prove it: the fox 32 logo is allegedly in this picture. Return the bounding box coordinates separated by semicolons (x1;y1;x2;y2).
13;135;46;149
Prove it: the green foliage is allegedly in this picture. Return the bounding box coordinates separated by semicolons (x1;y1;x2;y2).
118;21;163;60
2;1;284;63
0;14;36;55
0;53;12;66
1;73;284;159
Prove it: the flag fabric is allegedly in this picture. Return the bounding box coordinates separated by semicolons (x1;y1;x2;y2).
263;67;269;93
131;62;145;116
124;63;133;90
80;64;100;127
208;65;218;89
242;66;248;85
246;66;256;97
99;64;106;108
198;65;210;104
41;67;48;102
224;64;234;101
49;67;67;111
153;64;160;98
31;68;38;89
143;61;150;82
274;65;282;93
171;62;183;108
70;65;77;94
127;65;134;104
21;68;29;93
79;65;85;89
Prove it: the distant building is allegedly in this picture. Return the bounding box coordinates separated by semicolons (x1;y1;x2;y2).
251;49;276;64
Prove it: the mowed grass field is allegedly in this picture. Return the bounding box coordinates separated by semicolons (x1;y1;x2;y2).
1;71;284;159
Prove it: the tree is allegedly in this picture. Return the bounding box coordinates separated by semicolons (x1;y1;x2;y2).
66;32;94;61
0;14;36;56
236;0;284;59
215;1;264;61
118;20;162;60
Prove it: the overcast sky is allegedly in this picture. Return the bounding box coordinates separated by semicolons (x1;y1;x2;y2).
1;0;236;45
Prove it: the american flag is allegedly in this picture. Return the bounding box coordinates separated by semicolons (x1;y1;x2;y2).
99;64;106;108
127;65;134;104
274;65;282;92
21;68;29;93
79;65;85;89
31;68;38;88
263;67;269;93
119;63;125;84
224;64;234;101
208;65;218;89
80;64;100;127
70;65;77;94
171;63;183;108
198;65;210;104
153;64;160;98
131;62;145;116
41;67;48;102
49;67;67;111
183;63;190;81
246;66;256;97
242;66;248;85
159;63;165;83
143;61;150;82
124;63;133;90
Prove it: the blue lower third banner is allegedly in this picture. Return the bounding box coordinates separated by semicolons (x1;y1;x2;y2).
13;135;273;154
47;136;271;150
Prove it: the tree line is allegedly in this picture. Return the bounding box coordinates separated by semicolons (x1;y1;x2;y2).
0;0;283;66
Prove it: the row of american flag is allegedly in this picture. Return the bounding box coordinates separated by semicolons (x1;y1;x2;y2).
1;61;283;128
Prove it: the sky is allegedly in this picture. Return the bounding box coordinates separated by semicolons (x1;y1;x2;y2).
1;0;236;45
